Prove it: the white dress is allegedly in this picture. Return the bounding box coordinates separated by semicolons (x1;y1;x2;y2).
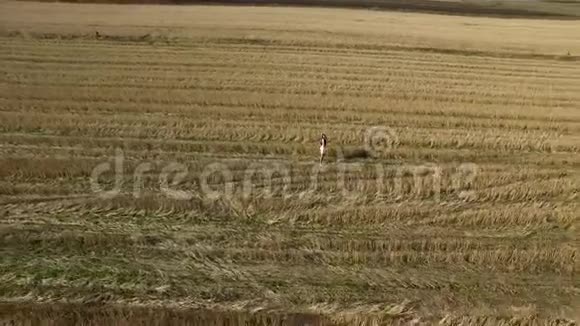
320;139;327;155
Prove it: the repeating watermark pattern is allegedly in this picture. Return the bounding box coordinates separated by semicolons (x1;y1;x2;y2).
89;127;478;203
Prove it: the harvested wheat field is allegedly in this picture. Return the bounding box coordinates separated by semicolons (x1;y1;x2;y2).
0;1;579;325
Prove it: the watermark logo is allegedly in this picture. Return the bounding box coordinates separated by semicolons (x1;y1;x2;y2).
88;127;478;204
364;126;399;157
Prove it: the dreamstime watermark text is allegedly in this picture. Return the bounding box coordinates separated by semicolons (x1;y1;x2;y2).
90;127;478;203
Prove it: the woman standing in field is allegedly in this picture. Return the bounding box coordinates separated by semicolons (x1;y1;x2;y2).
320;133;328;164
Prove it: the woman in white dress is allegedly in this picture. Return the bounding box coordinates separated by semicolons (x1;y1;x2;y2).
319;133;328;164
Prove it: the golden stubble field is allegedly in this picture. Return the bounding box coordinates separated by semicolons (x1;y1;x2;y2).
0;1;579;325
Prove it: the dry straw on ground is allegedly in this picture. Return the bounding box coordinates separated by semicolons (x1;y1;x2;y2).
0;0;578;324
